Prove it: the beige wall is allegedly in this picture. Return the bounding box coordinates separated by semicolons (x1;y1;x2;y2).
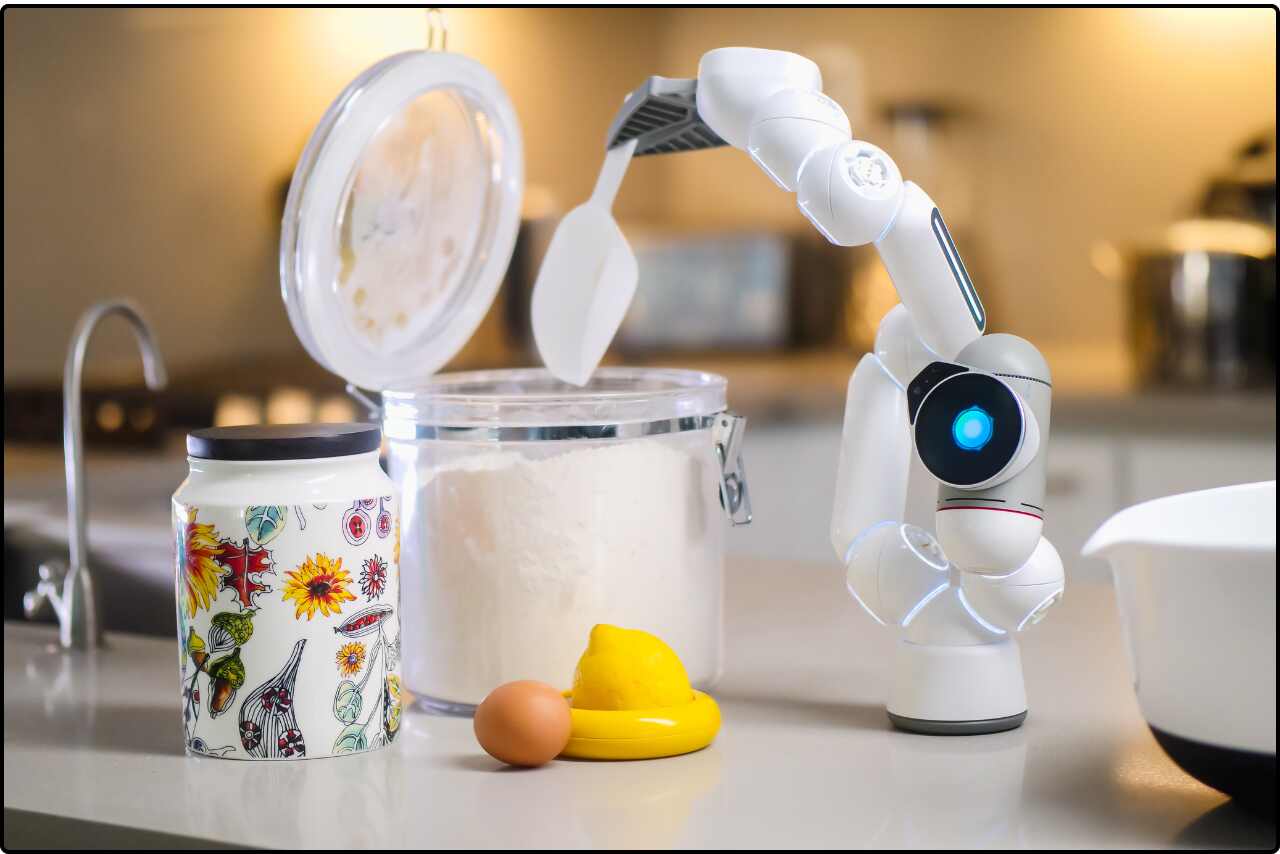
4;8;1275;384
5;9;376;384
3;8;664;383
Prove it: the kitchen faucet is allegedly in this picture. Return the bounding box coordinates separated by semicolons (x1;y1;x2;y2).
23;300;168;650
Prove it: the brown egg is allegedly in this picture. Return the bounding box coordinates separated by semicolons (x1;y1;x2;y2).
473;680;572;767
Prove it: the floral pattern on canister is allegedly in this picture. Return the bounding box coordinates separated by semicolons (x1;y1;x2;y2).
283;553;357;621
336;641;367;677
174;496;399;760
330;605;401;754
360;555;389;601
178;507;228;619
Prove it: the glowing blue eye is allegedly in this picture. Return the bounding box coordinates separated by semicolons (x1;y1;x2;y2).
952;406;994;451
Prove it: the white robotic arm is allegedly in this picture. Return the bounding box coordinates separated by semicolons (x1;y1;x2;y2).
693;47;1065;733
556;46;1064;732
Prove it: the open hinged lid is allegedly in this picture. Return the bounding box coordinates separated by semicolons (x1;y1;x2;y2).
281;50;523;392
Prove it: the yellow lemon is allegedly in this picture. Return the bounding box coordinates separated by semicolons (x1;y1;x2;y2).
570;624;692;711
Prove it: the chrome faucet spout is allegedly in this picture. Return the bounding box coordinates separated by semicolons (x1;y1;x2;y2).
24;300;168;650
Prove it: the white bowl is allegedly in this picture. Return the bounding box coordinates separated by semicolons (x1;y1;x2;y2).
1084;481;1276;814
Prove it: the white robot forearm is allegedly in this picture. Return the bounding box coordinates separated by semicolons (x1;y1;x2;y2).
722;51;984;360
829;353;911;562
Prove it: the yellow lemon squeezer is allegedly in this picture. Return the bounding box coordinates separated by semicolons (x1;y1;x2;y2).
560;624;721;761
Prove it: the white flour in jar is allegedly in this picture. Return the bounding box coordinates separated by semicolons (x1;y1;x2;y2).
401;433;724;707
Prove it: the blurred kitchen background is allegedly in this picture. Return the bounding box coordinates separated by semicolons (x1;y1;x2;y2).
4;8;1276;635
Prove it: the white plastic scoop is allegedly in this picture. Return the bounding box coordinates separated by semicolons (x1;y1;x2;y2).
531;139;638;386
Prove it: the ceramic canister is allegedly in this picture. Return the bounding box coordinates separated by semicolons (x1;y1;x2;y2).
173;423;400;760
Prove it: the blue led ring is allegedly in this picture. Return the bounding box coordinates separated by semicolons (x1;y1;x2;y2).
952;405;994;451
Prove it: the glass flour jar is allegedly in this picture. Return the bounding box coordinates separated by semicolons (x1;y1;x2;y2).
173;424;401;759
383;368;750;712
277;49;751;715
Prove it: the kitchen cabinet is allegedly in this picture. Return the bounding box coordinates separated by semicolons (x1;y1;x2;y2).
725;422;841;566
1041;433;1123;578
1040;430;1274;578
1121;435;1277;506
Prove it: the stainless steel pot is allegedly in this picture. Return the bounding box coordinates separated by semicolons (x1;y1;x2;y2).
1117;219;1276;390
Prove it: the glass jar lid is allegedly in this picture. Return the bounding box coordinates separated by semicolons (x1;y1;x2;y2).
382;367;728;439
281;51;523;392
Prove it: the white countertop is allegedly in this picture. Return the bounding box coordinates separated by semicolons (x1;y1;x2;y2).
3;558;1275;850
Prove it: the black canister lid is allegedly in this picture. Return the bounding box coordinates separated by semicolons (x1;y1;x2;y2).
187;423;382;461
